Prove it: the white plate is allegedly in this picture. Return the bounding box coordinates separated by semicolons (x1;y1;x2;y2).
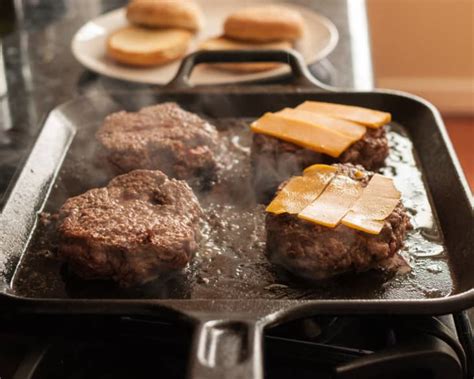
71;0;338;85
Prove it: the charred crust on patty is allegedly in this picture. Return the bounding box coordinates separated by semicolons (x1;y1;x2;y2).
56;169;202;287
265;164;412;280
251;128;389;203
96;102;219;189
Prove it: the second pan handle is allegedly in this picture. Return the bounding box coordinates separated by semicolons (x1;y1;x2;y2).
165;50;333;91
187;318;264;379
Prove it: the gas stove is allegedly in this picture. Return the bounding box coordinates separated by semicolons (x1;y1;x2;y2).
0;313;471;379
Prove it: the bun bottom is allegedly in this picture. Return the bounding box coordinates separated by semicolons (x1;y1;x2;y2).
106;26;192;67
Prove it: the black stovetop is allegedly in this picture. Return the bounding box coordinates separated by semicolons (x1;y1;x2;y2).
0;313;472;379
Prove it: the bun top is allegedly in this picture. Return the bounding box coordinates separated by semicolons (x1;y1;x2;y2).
224;5;305;42
126;0;204;31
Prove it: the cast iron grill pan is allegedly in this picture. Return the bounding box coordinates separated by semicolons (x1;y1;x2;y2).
0;51;472;378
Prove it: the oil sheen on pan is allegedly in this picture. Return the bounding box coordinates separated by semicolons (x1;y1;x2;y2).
12;117;452;300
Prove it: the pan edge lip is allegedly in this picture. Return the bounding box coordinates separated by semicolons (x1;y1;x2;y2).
1;90;472;316
1;288;473;316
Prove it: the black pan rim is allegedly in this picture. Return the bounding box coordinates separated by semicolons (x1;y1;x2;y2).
2;289;473;317
0;89;472;316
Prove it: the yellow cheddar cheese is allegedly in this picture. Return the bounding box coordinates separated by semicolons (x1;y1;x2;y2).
266;166;337;215
303;164;338;177
276;108;367;140
341;174;401;234
341;215;385;235
298;175;362;227
251;112;355;158
296;101;391;128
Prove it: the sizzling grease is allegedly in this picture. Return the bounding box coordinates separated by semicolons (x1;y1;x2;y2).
12;119;452;299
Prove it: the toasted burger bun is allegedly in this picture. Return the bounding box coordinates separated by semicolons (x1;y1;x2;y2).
199;36;292;72
224;5;305;43
106;26;192;67
126;0;204;31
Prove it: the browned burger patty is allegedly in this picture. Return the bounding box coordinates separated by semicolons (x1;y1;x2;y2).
96;102;219;188
251;127;389;203
57;170;202;287
265;164;411;280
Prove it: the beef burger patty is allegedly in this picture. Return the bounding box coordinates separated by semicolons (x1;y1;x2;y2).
96;102;219;187
57;169;202;287
251;127;389;203
265;164;411;280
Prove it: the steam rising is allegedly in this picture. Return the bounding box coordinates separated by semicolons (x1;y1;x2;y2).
10;104;452;300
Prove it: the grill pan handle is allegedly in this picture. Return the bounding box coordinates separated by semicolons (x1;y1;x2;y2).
166;50;332;90
187;318;264;379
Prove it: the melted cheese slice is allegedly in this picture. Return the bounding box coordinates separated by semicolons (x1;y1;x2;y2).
341;174;401;234
296;101;391;128
303;164;338;177
266;165;337;215
298;175;363;227
251;112;355;158
277;108;367;140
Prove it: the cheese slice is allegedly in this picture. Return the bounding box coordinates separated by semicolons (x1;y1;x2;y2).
296;101;391;128
276;108;367;140
298;175;363;227
341;174;401;234
266;166;337;215
303;164;338;177
251;112;355;158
